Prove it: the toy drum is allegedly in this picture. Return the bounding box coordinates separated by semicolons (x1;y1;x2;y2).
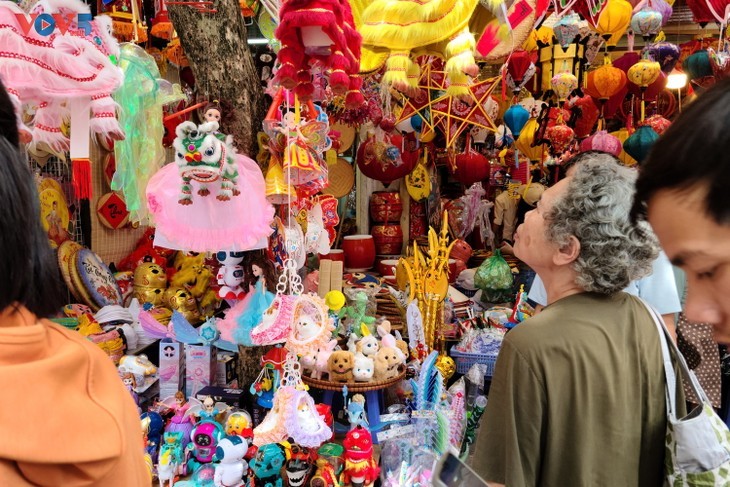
372;225;403;255
342;235;376;271
369;191;402;223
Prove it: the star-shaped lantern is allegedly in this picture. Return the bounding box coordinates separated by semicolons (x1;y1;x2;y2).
395;56;448;139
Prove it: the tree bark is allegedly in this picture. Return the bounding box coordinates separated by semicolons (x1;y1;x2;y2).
167;0;265;156
167;0;266;387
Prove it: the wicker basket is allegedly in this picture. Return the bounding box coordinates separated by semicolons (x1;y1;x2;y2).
301;366;406;392
450;346;498;377
375;291;406;332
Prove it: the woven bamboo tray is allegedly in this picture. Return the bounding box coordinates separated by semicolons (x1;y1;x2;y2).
375;292;405;332
301;366;406;392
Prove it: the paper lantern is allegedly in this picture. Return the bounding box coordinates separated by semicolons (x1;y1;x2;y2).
553;13;581;49
683;50;713;81
623;125;659;163
265;156;296;205
630;8;663;41
580;130;622;156
452;137;491;185
523;25;553;52
507;50;536;93
651;0;674;25
503;105;530;139
640;114;671;135
610;128;637;166
545;123;575;155
551;72;578;101
642;42;681;74
515;118;544;162
585;64;628;100
595;0;633;47
494;124;514;148
484;95;500;121
356;132;418;186
566;95;600;138
627;59;662;88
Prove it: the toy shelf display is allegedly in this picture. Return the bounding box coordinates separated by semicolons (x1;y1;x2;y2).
6;0;725;483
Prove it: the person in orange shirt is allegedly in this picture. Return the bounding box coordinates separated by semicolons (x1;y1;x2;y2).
0;79;149;486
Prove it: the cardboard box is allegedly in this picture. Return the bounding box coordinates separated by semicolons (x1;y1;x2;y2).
158;339;184;399
215;351;239;387
195;385;246;409
185;344;215;398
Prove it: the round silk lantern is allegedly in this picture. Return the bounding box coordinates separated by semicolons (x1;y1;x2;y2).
651;0;674;25
630;8;663;41
640;114;671;135
623;125;659;164
503;105;530;139
452;135;490;185
507;50;536;93
610;128;637;166
546;123;575;156
627;70;666;100
627;59;662;88
515;118;544;162
565;95;600;138
585;64;628;100
595;0;633;47
579;130;622;156
553;13;581;49
683;50;713;81
551;72;578;101
356;131;418;186
642;42;681;73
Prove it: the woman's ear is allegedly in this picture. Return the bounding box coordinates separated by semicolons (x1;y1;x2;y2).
553;235;580;266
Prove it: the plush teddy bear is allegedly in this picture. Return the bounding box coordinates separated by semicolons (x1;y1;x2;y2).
328;350;355;382
373;347;401;381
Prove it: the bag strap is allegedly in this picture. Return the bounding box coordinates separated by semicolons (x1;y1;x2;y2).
640;298;711;419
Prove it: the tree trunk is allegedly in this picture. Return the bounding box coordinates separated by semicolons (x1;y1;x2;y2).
167;0;265;156
167;1;266;387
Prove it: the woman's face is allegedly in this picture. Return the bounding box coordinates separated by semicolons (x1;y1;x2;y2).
648;186;730;344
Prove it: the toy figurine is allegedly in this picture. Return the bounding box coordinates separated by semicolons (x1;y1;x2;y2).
203;101;222;125
282;443;313;487
342;426;379;487
225;410;257;460
157;432;185;486
121;372;139;408
213;436;248;487
190;396;230;424
249;442;287;487
311;443;344;487
186;420;225;472
345;394;369;431
141;411;166;459
158;391;200;442
229;252;277;346
216;250;246;301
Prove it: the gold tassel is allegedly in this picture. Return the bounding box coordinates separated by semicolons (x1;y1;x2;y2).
445;28;478;78
383;51;414;93
446;71;471;99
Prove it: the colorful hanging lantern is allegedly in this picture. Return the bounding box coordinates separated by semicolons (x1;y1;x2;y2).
595;0;633;47
484;96;500;121
708;47;730;79
551;72;578;101
630;8;663;41
566;96;600;139
506;50;537;94
265;156;297;205
640;114;671;135
545;123;575;156
683;50;713;81
609;128;637;166
356;131;418;186
503;105;530;139
642;42;681;74
579;130;622;156
452;135;491;185
515;118;544;162
585;63;628;100
623;125;659;163
553;13;581;50
651;0;674;25
627;59;662;88
494;124;514;148
523;25;553;52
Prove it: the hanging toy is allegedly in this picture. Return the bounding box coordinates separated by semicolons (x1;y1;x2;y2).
215;251;245;301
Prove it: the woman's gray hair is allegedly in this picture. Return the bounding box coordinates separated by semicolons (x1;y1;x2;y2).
545;153;659;294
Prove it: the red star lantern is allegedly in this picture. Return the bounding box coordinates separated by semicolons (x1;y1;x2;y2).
431;76;501;146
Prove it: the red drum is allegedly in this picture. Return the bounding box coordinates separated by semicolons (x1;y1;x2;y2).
369;191;402;223
372;225;404;255
342;235;376;271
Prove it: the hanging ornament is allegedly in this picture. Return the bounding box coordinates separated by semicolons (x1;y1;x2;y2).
506;50;537;94
627;59;661;120
514;118;544;163
595;0;633;48
682;50;713;82
630;8;663;41
551;72;578;102
553;13;582;50
585;63;628;101
545;123;575;156
650;0;674;25
708;47;730;79
579;130;622;157
452;134;491;185
640;114;671;135
642;42;681;74
356;130;418;186
484;95;500;121
503;105;530;139
265;156;297;205
622;125;659;163
494;124;514;148
565;95;600;138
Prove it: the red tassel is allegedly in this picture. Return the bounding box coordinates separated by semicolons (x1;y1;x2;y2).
72;158;92;200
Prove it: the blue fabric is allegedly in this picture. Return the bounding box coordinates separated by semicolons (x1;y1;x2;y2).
233;280;274;346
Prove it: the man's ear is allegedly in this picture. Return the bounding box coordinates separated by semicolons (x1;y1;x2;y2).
553;235;580;266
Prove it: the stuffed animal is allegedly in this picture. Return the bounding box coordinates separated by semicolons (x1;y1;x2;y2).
355;324;379;357
353;353;374;382
170;252;219;318
133;262;168;307
373;347;401;381
377;320;407;363
118;227;173;272
327;350;355;382
301;339;338;380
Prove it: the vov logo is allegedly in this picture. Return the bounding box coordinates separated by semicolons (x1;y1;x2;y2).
14;12;92;36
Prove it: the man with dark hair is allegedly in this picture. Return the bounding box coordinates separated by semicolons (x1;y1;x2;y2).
632;78;730;344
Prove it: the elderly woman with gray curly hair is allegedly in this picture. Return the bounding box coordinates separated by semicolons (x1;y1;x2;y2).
474;152;673;487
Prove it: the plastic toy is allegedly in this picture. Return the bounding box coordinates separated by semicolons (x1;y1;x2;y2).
346;394;369;430
186;420;225;472
284;387;333;448
342;426;379;487
283;443;313;487
141;411;166;459
216;251;245;301
157;432;185;486
190;396;230;424
158;392;200;441
249;442;287;487
213;436;248;487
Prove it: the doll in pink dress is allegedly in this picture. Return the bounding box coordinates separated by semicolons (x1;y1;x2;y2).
159;391;198;441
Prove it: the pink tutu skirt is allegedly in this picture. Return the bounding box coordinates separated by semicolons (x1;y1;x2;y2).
147;154;275;252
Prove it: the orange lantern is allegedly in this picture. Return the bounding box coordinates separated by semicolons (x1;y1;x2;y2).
595;0;633;48
585;64;628;101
